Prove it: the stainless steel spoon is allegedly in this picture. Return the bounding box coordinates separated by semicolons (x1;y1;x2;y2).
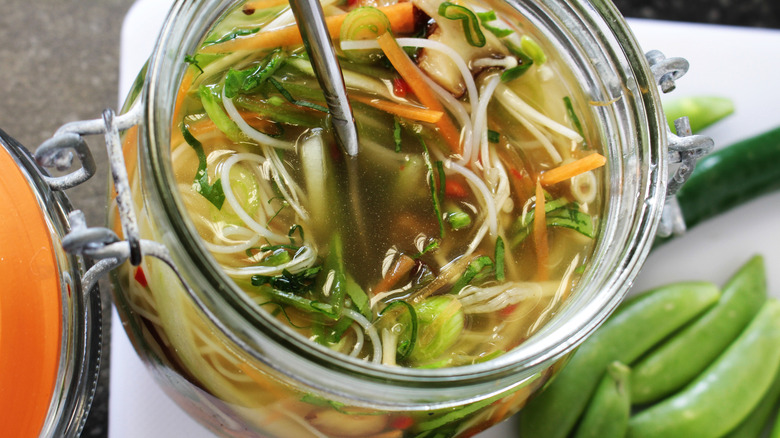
288;0;359;156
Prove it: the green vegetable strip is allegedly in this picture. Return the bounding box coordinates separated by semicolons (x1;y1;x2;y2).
381;301;418;360
393;117;402;152
419;136;446;238
181;123;226;209
450;256;493;294
495;236;505;281
438;2;486;47
436;160;446;202
563;96;587;148
487;129;500;143
206;26;261;45
224;49;286;98
267;77;329;113
501;40;534;82
199;85;244;142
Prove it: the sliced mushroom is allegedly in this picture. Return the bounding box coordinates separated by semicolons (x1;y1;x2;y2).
413;0;508;98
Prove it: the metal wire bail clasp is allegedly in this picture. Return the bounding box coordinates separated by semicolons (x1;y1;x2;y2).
33;102;188;300
646;50;716;238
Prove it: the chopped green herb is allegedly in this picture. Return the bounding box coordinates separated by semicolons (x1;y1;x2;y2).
251;266;322;294
261;248;292;266
487;129;500;143
184;54;204;74
436;160;446;202
205;26;261;45
451;256;494;294
563;96;587;148
224;49;286;99
419;136;446;238
266;197;289;226
414;239;440;259
394;117;402;152
438;2;486;47
288;224;305;242
181;123;226;209
495;236;506;281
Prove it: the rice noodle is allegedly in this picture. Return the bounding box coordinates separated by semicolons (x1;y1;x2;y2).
458;282;544;314
222;89;294;150
448;161;498;237
496;85;583;142
342;308;383;364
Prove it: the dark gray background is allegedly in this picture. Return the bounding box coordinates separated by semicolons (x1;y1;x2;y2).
0;0;777;436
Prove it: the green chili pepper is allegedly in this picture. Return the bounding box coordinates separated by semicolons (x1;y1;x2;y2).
573;361;631;438
627;299;780;438
517;282;720;438
630;255;768;403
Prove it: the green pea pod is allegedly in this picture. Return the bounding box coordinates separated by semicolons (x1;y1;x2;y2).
631;255;767;403
628;299;780;438
771;410;780;438
573;361;631;438
663;95;734;133
722;363;780;438
517;281;720;438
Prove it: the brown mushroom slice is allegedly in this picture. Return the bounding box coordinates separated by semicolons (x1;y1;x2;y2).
413;0;509;99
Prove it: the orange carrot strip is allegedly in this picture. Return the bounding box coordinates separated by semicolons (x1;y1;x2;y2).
377;32;462;153
351;95;443;123
242;0;289;13
534;180;549;281
202;2;416;53
372;254;416;295
540;152;606;186
173;68;195;123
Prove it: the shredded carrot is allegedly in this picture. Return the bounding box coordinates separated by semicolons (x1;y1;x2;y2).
372;254;416;296
173;69;195;123
351;95;443;123
202;2;416;53
534;180;549;281
444;179;468;198
242;0;289;13
540;152;606;186
377;32;462;153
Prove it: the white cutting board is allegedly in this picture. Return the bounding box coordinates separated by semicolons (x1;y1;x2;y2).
111;1;780;436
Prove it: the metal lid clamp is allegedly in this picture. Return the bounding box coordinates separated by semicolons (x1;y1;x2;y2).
33;101;194;301
645;50;716;238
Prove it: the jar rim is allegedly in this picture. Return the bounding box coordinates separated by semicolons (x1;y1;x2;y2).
142;0;666;403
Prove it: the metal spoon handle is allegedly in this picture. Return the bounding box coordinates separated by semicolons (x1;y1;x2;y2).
289;0;359;156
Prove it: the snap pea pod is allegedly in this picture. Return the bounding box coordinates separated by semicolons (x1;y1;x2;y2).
572;361;631;438
628;299;780;438
517;282;720;438
772;411;780;438
663;96;734;133
722;363;780;438
631;255;767;403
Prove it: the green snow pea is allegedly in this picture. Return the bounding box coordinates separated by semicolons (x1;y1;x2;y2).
572;361;631;438
631;255;767;403
517;281;720;438
628;299;780;438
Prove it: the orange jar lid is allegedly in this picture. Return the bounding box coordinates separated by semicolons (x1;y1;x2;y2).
0;141;63;437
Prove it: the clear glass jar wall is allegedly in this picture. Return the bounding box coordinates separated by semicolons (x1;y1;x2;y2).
110;0;666;436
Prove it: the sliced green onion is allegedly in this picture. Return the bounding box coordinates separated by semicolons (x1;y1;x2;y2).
394;117;402;152
476;10;514;38
339;7;392;64
445;210;471;230
438;2;486;47
381;301;418;360
520;35;546;65
563;96;587;148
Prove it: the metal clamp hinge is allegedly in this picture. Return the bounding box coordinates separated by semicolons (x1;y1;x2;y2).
646;50;716;238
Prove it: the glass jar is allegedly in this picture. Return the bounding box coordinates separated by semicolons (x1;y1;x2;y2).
107;0;672;436
0;129;102;437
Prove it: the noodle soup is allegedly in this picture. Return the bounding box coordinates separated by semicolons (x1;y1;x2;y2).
114;0;616;435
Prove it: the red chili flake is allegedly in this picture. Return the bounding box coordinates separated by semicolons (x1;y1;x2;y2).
445;179;468;198
498;303;518;318
390;415;415;430
393;78;410;98
510;168;525;180
134;266;148;288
